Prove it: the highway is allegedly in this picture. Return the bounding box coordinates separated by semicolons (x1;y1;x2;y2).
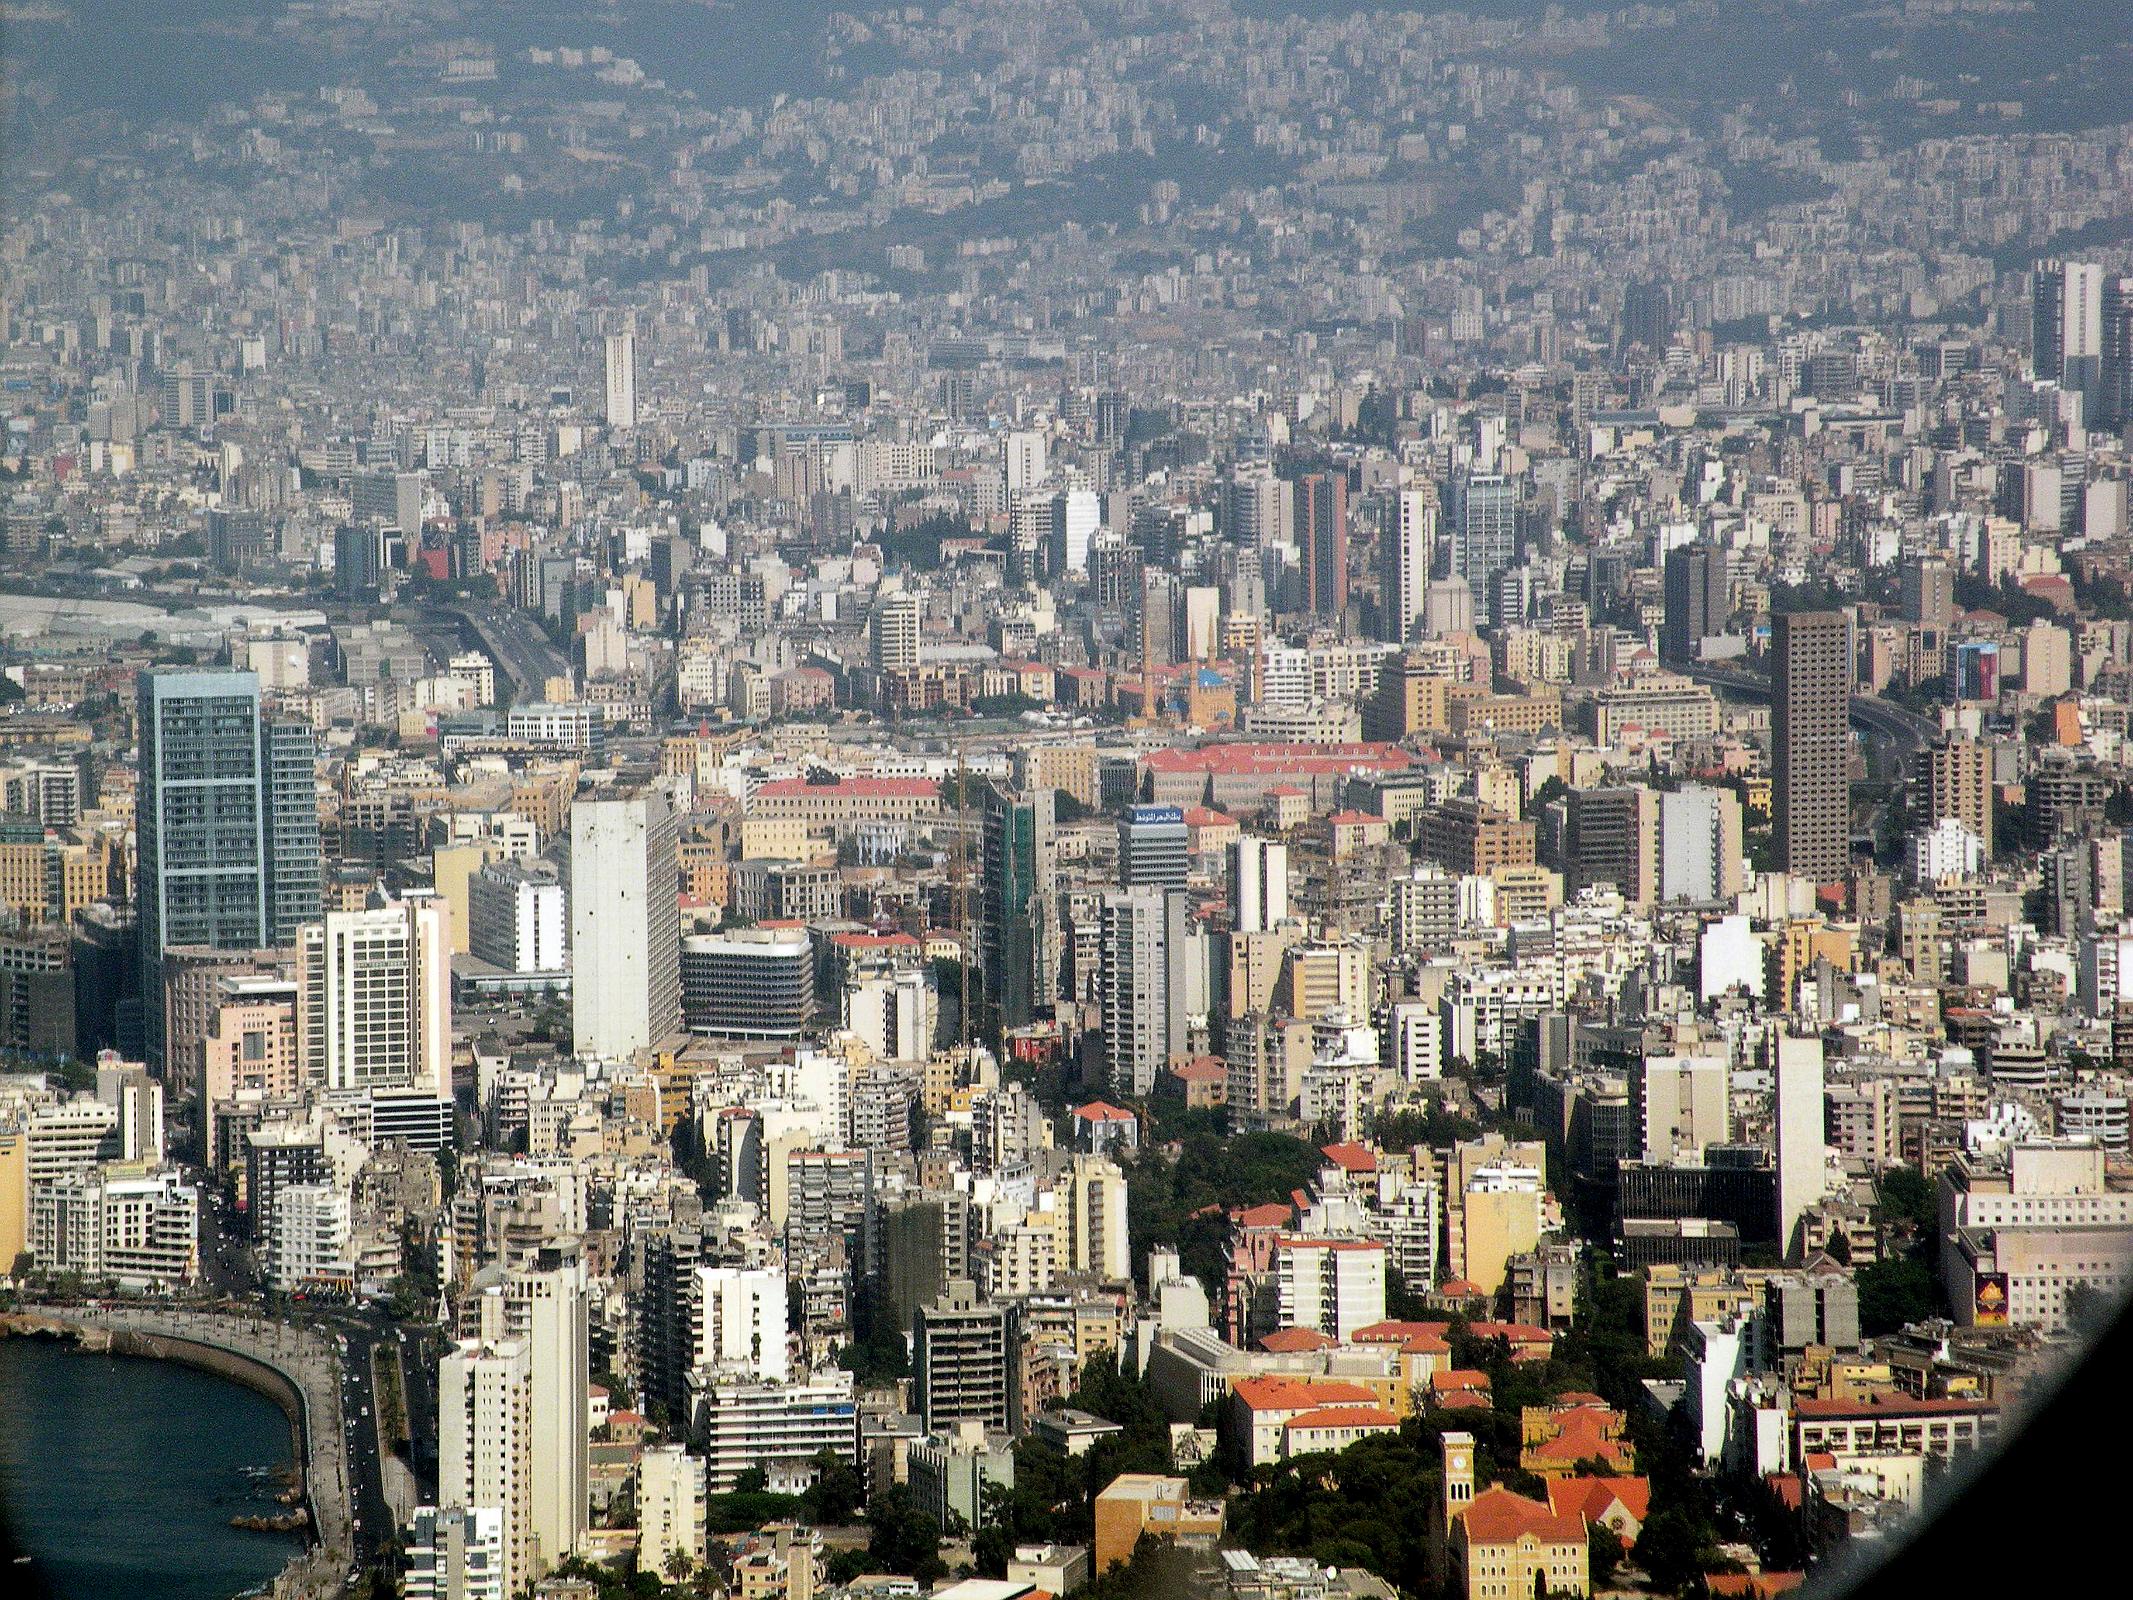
1681;660;1939;784
194;1183;413;1585
431;603;572;705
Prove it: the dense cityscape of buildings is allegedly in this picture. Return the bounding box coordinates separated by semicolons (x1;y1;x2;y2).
3;2;2133;1598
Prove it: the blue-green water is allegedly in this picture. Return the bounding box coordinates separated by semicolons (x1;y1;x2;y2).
0;1338;303;1600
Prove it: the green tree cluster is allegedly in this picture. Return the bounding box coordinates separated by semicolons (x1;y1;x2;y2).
1122;1131;1324;1292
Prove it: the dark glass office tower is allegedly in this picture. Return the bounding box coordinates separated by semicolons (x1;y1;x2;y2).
136;669;321;1071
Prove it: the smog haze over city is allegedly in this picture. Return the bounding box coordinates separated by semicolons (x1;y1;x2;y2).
1;4;2131;1600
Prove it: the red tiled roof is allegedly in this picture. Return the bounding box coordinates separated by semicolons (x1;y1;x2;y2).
1257;1328;1339;1354
1460;1486;1586;1548
1319;1141;1378;1173
1707;1575;1806;1599
1284;1404;1401;1433
1353;1320;1451;1342
1547;1476;1652;1527
1792;1394;1996;1418
754;777;940;799
1170;1058;1227;1082
1143;743;1412;776
1073;1101;1138;1122
1527;1409;1631;1465
1232;1376;1377;1412
1434;1389;1493;1410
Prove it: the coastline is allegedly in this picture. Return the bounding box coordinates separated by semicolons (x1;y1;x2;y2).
0;1334;306;1600
0;1315;309;1496
0;1309;352;1598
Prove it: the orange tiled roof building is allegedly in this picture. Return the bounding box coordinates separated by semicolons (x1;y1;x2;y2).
1439;1430;1591;1600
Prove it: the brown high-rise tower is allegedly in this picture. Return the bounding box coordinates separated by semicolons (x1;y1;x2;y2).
1773;610;1850;883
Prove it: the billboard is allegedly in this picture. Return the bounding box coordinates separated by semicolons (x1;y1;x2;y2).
1973;1272;2010;1327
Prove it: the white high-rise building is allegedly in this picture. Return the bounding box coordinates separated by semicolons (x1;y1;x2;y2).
1386;999;1442;1082
1635;1053;1731;1165
467;862;568;974
268;1182;352;1291
95;1059;164;1165
843;964;933;1062
1004;430;1047;495
1380;487;1435;643
404;1505;507;1600
1772;1028;1830;1259
298;895;451;1094
1230;837;1289;933
1053;487;1100;576
1274;1236;1387;1341
603;330;637;430
508;1258;590;1577
636;1446;706;1580
870;590;921;674
569;788;682;1059
1100;886;1190;1097
1659;785;1743;904
1059;1153;1132;1282
1909;817;1984;884
440;1328;533;1599
693;1263;791;1381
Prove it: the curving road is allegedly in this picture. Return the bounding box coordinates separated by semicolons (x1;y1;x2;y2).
1682;660;1939;783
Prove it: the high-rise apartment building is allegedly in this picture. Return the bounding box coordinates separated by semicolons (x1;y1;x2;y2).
1772;609;1851;883
1661;541;1730;661
351;469;425;536
1899;554;1956;630
1921;735;1994;861
136;669;321;1071
913;1279;1019;1434
1448;473;1518;592
297;894;450;1094
404;1506;507;1600
1294;470;1348;616
1273;1236;1387;1341
1563;787;1658;907
1004;430;1047;496
2032;258;2104;398
870;590;921;675
694;1263;791;1381
2101;276;2133;431
1099;885;1190;1098
1634;1053;1730;1165
603;330;637;429
1772;1029;1830;1260
1118;804;1188;889
977;783;1054;1033
569;788;682;1059
440;1329;534;1598
1658;786;1744;904
1229;837;1289;933
635;1447;706;1582
509;1255;590;1577
1380;487;1434;644
466;861;567;974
